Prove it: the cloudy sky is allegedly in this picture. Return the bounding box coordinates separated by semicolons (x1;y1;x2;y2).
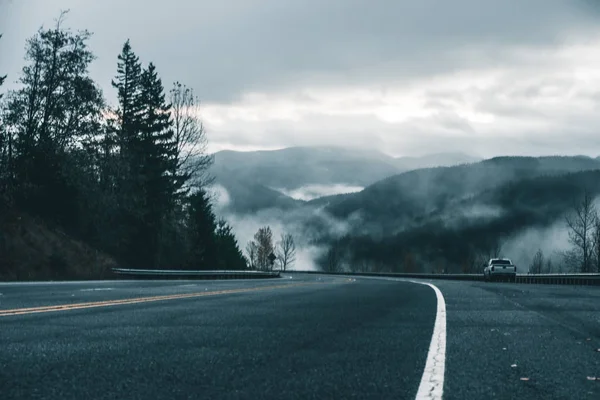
2;0;600;158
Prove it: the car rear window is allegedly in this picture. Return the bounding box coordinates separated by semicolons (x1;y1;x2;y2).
491;259;511;265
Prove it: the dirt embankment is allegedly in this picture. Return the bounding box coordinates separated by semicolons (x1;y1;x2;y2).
0;211;117;281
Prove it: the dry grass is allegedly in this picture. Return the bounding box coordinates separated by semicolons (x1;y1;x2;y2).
0;211;118;281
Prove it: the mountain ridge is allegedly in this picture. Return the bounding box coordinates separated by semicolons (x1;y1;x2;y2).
210;146;482;208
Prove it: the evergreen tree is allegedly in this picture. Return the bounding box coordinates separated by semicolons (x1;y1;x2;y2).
139;62;178;208
2;13;103;226
215;218;247;270
1;17;252;278
111;39;143;155
109;40;146;266
137;62;179;267
186;189;218;270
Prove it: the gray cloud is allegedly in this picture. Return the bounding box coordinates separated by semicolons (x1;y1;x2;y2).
3;0;600;157
1;0;598;102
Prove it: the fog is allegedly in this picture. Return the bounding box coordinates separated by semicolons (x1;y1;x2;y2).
207;156;600;273
501;220;571;273
438;204;505;229
210;184;352;270
276;184;364;201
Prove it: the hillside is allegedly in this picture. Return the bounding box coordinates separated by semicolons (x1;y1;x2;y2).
314;167;600;274
213;174;303;214
325;156;600;234
212;146;400;190
0;211;117;280
393;152;481;170
211;146;481;208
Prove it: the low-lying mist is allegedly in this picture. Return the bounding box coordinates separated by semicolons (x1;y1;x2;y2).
500;220;571;273
208;166;600;273
276;183;364;201
210;184;352;270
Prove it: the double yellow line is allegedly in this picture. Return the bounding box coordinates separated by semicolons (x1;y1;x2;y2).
0;282;319;317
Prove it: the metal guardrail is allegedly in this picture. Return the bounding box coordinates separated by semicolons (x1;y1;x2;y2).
285;270;600;286
286;270;482;280
111;267;600;285
516;274;600;286
111;268;281;280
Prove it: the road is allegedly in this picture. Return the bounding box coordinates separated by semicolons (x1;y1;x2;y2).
0;274;599;399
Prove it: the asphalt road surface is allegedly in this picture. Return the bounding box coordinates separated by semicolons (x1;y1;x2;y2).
0;274;599;399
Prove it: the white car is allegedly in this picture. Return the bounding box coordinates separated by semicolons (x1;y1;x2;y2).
483;258;517;282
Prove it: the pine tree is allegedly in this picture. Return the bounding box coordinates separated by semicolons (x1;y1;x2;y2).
186;189;218;269
109;40;147;266
215;218;247;270
139;62;178;202
136;62;179;267
111;39;143;155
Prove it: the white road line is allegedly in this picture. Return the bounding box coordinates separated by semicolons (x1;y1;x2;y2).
79;288;114;292
345;275;447;398
412;281;447;400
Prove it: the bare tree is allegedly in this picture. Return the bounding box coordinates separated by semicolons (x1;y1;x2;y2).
0;33;5;98
245;241;258;270
544;258;553;274
276;232;296;271
461;244;490;274
350;258;371;273
251;226;275;271
565;190;596;272
323;241;343;272
593;214;600;273
169;82;213;191
0;32;8;204
482;238;503;260
460;238;504;274
529;249;543;274
461;246;480;273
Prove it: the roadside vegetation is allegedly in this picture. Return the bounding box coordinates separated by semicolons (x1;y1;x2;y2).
245;227;297;271
0;12;246;279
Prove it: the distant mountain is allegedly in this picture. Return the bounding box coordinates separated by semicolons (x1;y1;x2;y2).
393;152;481;170
212;173;302;214
212;146;400;190
325;155;600;235
306;155;600;273
210;146;481;210
316;168;600;274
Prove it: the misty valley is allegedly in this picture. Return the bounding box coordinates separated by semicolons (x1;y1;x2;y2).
211;148;600;275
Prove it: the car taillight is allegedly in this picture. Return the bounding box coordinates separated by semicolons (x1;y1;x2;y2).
514;266;517;272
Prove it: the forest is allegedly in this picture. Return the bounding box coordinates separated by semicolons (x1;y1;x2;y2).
0;13;247;279
314;169;600;274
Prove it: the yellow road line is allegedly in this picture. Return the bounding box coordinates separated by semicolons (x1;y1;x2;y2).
0;282;322;317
